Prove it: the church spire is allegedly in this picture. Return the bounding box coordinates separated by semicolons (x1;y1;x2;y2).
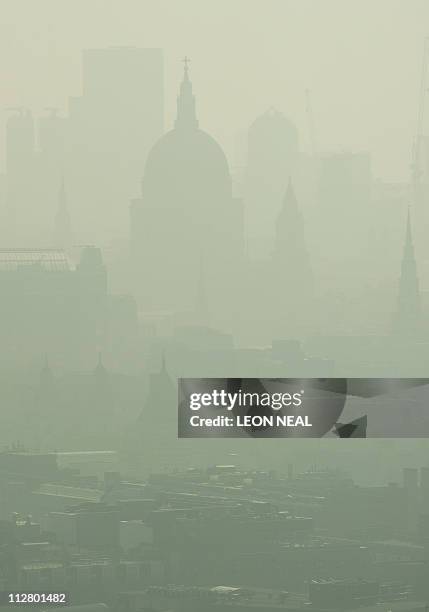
274;178;306;258
272;178;313;335
94;351;107;379
40;353;53;386
175;56;199;130
392;206;421;336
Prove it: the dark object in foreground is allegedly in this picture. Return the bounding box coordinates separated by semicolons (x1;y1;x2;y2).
334;415;368;438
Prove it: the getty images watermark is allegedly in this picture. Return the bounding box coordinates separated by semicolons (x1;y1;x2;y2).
176;380;320;438
187;388;310;428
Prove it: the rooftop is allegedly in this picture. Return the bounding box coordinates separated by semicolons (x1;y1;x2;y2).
0;249;71;272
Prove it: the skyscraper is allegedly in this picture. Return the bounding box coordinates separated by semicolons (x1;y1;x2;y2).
38;110;67;227
5;109;36;242
243;109;299;260
66;46;164;243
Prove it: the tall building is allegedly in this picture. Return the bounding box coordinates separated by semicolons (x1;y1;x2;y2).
66;46;164;242
392;207;422;336
5;109;36;242
273;179;312;278
316;152;372;271
271;180;313;337
243;109;299;260
130;61;243;317
38;110;67;236
137;355;176;447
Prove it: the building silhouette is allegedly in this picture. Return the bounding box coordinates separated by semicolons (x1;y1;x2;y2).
271;179;314;337
38;109;67;237
316;152;372;271
137;354;176;447
273;179;312;281
5;109;36;242
243;109;299;260
66;46;164;243
392;207;422;336
130;60;243;316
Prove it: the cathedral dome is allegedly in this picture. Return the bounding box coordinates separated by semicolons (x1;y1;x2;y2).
247;108;299;168
141;61;232;209
249;108;298;146
142;127;232;208
131;61;244;314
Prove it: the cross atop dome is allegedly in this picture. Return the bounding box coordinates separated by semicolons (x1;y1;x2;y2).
182;56;191;83
175;55;198;130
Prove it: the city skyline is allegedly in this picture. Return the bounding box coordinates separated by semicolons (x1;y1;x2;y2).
0;0;428;182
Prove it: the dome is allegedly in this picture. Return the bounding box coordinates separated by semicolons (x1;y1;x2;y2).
248;108;298;158
250;108;298;137
142;127;232;209
141;62;232;210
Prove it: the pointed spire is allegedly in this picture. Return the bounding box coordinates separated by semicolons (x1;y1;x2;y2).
273;178;313;303
282;177;298;211
392;206;421;336
94;351;107;378
275;177;305;254
40;353;53;385
175;56;199;130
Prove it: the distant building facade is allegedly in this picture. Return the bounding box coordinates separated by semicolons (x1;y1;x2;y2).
0;247;106;369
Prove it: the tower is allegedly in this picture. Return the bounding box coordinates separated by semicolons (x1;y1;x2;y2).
243;109;299;260
274;179;311;272
175;56;198;130
137;355;176;443
6;109;35;240
392;207;421;336
272;179;313;337
94;351;108;381
91;353;116;423
66;46;164;242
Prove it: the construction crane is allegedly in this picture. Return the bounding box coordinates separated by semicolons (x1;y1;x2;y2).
411;36;429;205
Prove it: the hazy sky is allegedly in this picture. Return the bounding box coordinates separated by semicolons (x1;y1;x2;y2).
0;0;428;181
